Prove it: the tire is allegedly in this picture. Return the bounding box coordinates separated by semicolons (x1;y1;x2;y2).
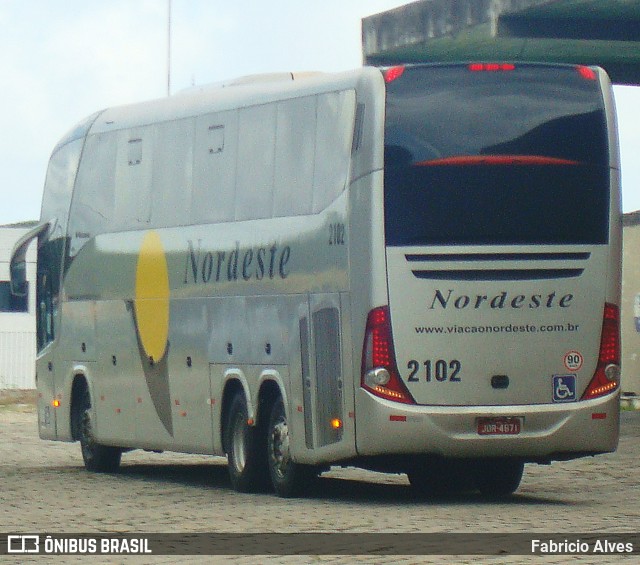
474;459;524;498
407;458;474;498
225;394;268;493
267;398;316;498
77;386;121;473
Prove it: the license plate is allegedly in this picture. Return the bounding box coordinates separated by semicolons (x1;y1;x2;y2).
477;417;522;436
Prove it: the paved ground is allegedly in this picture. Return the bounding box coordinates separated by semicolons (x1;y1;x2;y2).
0;395;639;564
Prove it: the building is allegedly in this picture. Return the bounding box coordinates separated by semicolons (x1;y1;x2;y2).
0;223;37;389
622;212;640;397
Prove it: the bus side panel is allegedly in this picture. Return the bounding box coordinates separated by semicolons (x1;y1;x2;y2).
93;299;138;446
35;351;58;440
348;171;390;455
601;70;623;309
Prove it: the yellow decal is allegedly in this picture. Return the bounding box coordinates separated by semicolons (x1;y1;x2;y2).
134;231;170;361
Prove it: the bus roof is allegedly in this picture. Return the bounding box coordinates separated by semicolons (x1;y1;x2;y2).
88;67;377;136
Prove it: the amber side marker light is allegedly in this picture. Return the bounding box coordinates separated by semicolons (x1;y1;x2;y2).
52;399;61;408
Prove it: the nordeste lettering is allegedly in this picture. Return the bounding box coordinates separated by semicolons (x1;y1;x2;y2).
429;289;573;310
184;239;291;285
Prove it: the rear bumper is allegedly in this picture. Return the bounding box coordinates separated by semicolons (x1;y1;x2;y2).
355;389;620;461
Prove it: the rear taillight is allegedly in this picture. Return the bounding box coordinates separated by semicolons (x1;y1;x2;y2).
361;306;414;404
383;65;406;84
468;63;515;72
576;65;597;81
582;303;620;400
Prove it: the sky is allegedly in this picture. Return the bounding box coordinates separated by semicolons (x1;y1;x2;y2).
0;0;638;225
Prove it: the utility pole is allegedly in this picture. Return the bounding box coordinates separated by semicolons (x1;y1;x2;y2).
167;0;172;96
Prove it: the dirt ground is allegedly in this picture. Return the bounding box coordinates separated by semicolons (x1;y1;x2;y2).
0;388;36;406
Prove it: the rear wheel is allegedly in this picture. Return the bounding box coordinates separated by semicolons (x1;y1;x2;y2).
267;398;316;498
474;459;524;498
77;386;121;473
225;394;268;493
407;458;474;498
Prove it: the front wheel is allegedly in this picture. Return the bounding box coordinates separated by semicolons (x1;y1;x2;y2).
267;398;316;498
77;386;121;473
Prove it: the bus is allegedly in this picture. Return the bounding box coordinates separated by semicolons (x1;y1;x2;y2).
11;62;621;498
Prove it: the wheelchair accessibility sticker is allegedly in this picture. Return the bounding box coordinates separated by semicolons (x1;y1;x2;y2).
553;375;577;402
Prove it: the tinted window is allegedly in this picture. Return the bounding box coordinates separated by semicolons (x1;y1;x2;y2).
312;90;356;212
274;96;316;217
68;132;116;256
40;137;84;239
384;64;610;246
236;104;276;221
192;111;238;224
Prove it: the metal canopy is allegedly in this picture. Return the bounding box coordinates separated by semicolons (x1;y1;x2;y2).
362;0;640;86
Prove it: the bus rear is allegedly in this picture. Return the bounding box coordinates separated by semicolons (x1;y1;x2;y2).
357;63;621;494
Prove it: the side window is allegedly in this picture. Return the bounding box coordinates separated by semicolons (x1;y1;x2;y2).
151;119;193;228
114;127;153;228
68;132;116;256
41;138;84;240
36;235;65;352
273;96;316;217
36;270;54;351
192;111;238;224
236;104;276;221
313;90;356;212
38;138;83;351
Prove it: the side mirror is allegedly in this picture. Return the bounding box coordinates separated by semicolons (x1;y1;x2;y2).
10;259;27;297
10;222;50;297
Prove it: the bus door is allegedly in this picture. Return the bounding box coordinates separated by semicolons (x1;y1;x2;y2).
299;294;346;452
35;244;61;439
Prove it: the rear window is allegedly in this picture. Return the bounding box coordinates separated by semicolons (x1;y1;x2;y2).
384;64;610;246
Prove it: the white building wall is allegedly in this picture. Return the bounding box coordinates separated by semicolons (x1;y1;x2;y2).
0;226;37;389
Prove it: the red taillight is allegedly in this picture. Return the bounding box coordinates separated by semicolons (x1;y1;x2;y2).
576;65;597;81
582;303;620;400
468;63;515;72
361;306;414;404
383;65;406;84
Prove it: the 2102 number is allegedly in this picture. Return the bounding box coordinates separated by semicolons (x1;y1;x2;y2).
407;359;462;382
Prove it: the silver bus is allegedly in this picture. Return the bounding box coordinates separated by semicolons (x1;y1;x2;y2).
11;62;621;498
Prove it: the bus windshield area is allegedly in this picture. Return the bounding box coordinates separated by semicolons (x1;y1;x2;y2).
383;64;611;246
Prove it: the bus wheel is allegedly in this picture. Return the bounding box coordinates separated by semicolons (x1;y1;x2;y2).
474;459;524;498
225;394;268;493
407;458;474;498
77;387;121;473
267;398;315;498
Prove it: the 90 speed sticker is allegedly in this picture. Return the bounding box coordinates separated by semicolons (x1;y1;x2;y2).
563;350;583;372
